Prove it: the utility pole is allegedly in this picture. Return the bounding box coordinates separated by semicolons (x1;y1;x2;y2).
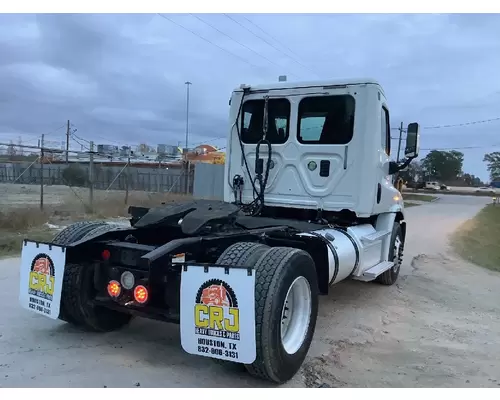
40;134;44;210
89;141;94;212
184;81;192;152
66;119;70;164
184;81;192;194
396;121;404;163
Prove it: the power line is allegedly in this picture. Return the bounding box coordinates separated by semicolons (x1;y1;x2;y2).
71;131;90;144
71;135;90;151
420;144;500;151
392;116;500;131
156;13;264;72
223;14;319;79
241;16;305;61
190;14;301;80
423;116;500;130
240;15;320;78
44;124;67;136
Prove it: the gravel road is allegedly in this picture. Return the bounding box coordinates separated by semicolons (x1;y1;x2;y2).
1;194;498;388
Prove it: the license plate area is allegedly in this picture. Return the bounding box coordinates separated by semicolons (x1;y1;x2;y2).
103;242;156;269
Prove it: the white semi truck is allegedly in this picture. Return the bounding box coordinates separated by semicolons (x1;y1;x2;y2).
18;78;420;384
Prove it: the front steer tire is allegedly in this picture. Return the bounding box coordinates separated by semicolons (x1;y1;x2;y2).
52;221;132;331
377;222;404;286
246;246;319;384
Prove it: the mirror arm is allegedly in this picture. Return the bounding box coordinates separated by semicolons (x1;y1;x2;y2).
389;156;415;175
399;156;413;170
389;161;399;175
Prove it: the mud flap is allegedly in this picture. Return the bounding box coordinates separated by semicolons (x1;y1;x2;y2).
18;240;66;320
180;264;256;364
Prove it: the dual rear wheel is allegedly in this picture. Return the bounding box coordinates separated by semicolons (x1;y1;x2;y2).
52;221;132;332
216;242;319;383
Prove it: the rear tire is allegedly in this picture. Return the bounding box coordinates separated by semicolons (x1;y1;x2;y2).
213;242;270;370
62;263;132;332
377;222;404;286
52;221;132;331
245;247;319;384
52;221;107;324
52;221;107;245
216;241;270;268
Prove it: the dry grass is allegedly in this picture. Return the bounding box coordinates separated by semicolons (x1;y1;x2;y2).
450;204;500;272
54;190;193;221
0;189;193;257
0;207;51;231
0;229;56;258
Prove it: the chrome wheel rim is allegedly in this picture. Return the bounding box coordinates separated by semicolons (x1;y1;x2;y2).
392;235;403;273
280;276;312;355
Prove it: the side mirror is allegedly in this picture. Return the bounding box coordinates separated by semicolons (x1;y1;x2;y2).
404;122;420;159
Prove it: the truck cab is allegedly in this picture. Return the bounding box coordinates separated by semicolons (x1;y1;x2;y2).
224;78;419;220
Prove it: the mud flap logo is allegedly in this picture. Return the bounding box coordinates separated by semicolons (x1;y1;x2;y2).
19;242;66;320
194;279;240;340
29;253;55;301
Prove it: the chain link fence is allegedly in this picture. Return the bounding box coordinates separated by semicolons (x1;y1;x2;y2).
0;158;195;215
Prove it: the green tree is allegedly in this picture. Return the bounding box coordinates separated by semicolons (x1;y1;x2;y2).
461;173;483;187
483;152;500;182
62;164;87;187
421;150;464;181
399;160;422;183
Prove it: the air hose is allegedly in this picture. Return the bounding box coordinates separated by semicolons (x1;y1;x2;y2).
231;92;272;216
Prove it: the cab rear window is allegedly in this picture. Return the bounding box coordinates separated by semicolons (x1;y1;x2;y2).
297;95;355;145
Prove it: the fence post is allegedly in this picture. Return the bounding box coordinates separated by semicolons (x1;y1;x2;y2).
185;160;190;194
157;160;161;193
125;152;130;205
40;135;44;210
89;141;94;212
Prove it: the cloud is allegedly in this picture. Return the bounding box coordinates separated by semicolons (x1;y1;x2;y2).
0;13;499;180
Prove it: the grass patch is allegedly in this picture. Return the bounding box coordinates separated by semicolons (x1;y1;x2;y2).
403;188;499;197
0;228;56;258
404;202;420;207
450;204;500;272
402;194;437;202
0;189;193;258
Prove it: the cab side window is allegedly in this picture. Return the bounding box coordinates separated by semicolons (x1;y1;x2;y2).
381;106;391;156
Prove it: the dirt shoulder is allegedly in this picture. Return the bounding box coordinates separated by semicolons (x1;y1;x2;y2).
296;196;499;388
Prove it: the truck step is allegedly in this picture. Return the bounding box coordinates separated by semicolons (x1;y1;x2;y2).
361;230;391;244
362;261;394;280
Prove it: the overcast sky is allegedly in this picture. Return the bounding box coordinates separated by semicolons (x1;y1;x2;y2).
0;13;499;180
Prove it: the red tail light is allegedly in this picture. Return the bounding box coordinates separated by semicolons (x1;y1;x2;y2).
107;280;121;298
134;285;149;304
101;249;111;261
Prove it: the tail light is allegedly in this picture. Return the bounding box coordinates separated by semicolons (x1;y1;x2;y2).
107;280;121;298
134;285;149;304
102;249;111;261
